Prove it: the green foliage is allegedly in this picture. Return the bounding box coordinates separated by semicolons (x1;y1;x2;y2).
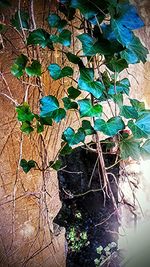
49;159;62;171
50;29;72;47
11;54;28;78
94;242;117;266
20;159;36;173
108;78;130;95
48;63;73;80
78;99;102;118
16;102;34;122
68;86;81;99
120;136;141;160
120;105;138;119
78;68;105;98
48;13;67;32
25;60;41;77
27;29;54;49
11;11;29;30
62;97;78;110
67;226;88;252
94;117;125;137
62;127;85;146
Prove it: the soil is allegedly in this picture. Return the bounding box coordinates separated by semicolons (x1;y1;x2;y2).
54;143;120;267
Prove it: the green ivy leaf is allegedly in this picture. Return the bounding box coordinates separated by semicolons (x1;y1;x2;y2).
120;137;141;160
58;29;71;46
111;93;123;108
25;60;41;77
82;120;95;135
120;105;138;119
130;98;145;113
77;33;112;56
20;159;36;173
16;102;34;122
48;63;73;80
11;11;29;30
108;78;130;95
62;127;85;146
128;120;148;139
52;108;66;123
120;36;148;64
11;54;28;78
78;99;102;118
78;68;104;99
20;121;34;134
135;113;150;135
60;142;73;156
40;95;59;117
39;117;52;126
50;159;62;171
27;29;54;49
66;52;83;66
106;57;128;73
62;97;78;110
94;116;125;136
68;86;81;99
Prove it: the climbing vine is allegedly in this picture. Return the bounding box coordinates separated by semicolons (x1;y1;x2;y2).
0;0;149;191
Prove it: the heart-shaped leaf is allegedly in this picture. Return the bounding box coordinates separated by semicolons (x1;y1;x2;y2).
62;127;85;146
27;29;54;49
16;102;34;122
68;86;81;99
40;95;59;117
78;68;104;99
20;159;36;173
50;159;62;171
120;105;138;119
82;120;95;135
135;113;150;135
120;137;141;160
78;99;102;117
11;54;28;78
20;121;34;134
128;120;148;139
25;60;41;77
62;97;78;110
94;116;125;136
48;63;73;80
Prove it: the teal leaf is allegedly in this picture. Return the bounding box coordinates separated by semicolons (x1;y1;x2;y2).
128;120;148;139
48;13;61;27
27;29;54;49
62;97;78;110
78;68;104;99
120;137;141;160
11;54;28;78
111;18;133;46
106;57;128;73
48;63;73;80
50;159;62;171
20;121;34;134
120;36;148;64
94;116;125;136
16;102;34;122
120;105;138;119
77;33;112;56
20;159;36;173
82;120;95;135
58;29;71;46
135;113;150;135
78;99;102;118
108;78;130;95
52;108;66;123
62;127;85;146
40;95;59;117
111;93;123;108
25;60;41;77
68;86;81;99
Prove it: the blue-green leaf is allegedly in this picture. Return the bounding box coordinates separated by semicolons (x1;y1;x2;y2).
120;137;141;160
128;120;148;139
120;105;138;119
40;95;59;117
48;14;61;27
108;78;130;95
130;98;145;113
94;116;125;136
62;127;85;146
82;120;95;135
27;29;54;49
78;68;104;99
78;99;102;117
62;97;78;110
48;63;73;80
135;113;150;135
68;86;81;99
52;108;66;122
106;57;128;73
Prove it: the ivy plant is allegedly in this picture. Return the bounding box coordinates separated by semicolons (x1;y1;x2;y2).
5;0;149;176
